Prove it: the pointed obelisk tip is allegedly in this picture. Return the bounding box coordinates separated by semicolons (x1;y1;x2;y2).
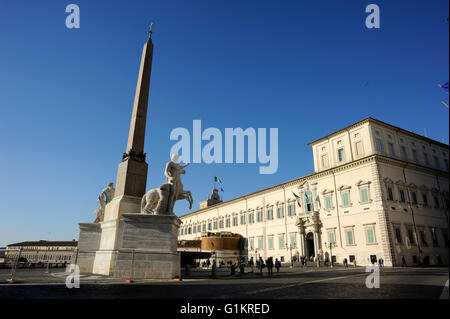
148;22;154;39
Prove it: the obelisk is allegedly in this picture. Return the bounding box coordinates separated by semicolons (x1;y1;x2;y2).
91;27;156;276
102;27;154;221
114;27;154;200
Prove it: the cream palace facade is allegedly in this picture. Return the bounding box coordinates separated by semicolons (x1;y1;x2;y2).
178;117;449;267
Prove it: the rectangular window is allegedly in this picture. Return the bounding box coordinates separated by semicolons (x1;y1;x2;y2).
433;195;440;208
355;141;364;156
208;222;212;231
376;139;383;153
345;229;355;246
394;228;402;244
387;187;394;201
289;233;296;248
327;231;336;245
399;189;406;203
412;149;418;162
232;216;238;226
400;146;407;160
278;234;285;249
388;143;395;156
287;204;295;216
219;219;224;228
431;228;439;247
248;213;254;224
407;229;415;245
257;237;263;250
325;195;332;210
266;209;273;220
268;236;274;250
193;225;196;233
276;206;284;218
240;215;246;225
256;210;263;222
338;148;345;162
249;238;254;250
419;230;427;246
422;193;428;205
423;153;429;165
213;221;217;230
365;227;376;244
225;218;230;228
197;225;201;232
434;156;440;168
342;191;350;207
360;187;369;204
411;191;418;204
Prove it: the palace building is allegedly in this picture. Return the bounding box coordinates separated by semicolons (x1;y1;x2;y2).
178;117;449;267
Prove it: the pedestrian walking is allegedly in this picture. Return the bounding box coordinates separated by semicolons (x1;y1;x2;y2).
275;258;281;273
259;257;265;273
378;257;384;267
266;257;274;277
343;258;348;268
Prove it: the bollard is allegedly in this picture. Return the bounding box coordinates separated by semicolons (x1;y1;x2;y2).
210;261;217;279
230;264;235;276
126;249;135;283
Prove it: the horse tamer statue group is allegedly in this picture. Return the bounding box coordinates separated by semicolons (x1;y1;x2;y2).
94;154;193;222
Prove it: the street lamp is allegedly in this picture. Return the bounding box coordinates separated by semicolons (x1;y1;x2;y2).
286;243;293;268
325;242;336;268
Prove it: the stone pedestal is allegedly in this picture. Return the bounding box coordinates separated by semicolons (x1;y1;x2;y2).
91;213;181;279
77;223;102;273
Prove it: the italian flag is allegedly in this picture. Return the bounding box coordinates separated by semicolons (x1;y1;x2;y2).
292;192;302;208
214;176;222;183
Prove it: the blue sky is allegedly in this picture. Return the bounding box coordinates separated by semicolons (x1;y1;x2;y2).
0;0;448;246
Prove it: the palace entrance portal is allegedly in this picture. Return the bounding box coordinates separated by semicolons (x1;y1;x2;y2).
306;232;315;259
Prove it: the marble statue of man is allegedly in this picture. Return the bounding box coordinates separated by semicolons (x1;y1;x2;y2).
165;154;189;214
94;182;115;223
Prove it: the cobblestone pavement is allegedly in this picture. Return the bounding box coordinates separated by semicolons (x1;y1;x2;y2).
0;266;448;299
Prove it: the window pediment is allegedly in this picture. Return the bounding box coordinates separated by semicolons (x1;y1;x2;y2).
383;177;394;184
395;180;406;186
356;180;371;187
338;185;351;191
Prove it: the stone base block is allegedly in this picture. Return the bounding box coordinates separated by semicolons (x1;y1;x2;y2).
91;213;182;279
77;223;102;274
113;250;180;279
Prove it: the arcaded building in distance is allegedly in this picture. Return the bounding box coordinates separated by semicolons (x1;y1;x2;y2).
178;118;449;267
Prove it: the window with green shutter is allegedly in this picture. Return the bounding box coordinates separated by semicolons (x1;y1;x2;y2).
258;237;263;249
290;233;296;248
276;207;284;218
366;227;375;244
325;195;332;210
268;236;274;250
360;187;369;203
345;229;355;245
342;191;350;207
278;235;284;249
328;231;336;244
249;238;254;250
287;204;295;216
